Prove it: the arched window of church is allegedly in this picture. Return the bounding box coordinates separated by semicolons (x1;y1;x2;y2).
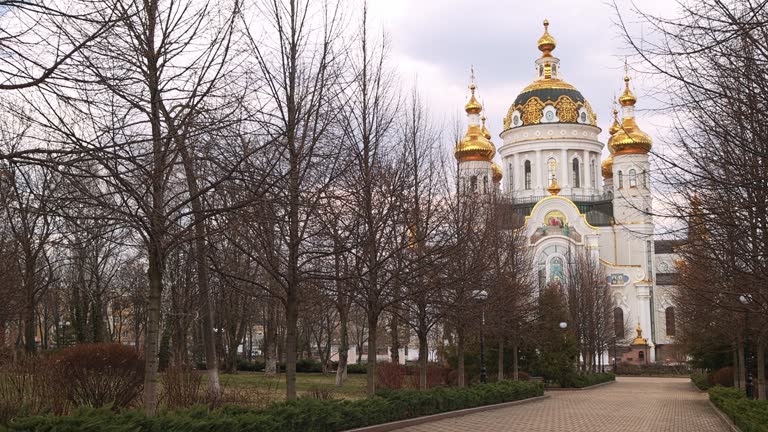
665;307;676;336
508;163;514;191
613;308;624;338
618;171;624;188
483;176;488;194
591;158;597;189
549;256;564;285
642;170;648;188
629;169;637;187
572;158;580;188
471;176;477;193
524;160;532;190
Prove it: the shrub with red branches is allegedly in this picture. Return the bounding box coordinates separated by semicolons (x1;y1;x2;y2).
48;343;144;409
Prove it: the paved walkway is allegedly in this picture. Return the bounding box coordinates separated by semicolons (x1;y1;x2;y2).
393;377;730;432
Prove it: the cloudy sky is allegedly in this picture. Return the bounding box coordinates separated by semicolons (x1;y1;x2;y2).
366;0;681;160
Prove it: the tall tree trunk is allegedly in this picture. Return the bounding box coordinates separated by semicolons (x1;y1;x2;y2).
513;340;519;381
285;290;298;399
265;300;278;375
390;313;400;364
757;337;765;401
335;306;349;386
418;331;428;390
367;313;378;395
177;138;221;401
23;263;36;352
143;247;164;415
498;339;504;381
457;328;465;387
737;342;746;391
733;347;739;390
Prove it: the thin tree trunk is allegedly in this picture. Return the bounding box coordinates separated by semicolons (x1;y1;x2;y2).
733;347;740;390
285;293;298;400
757;338;765;401
498;339;504;381
457;328;465;387
336;306;349;386
390;313;400;364
513;341;519;381
177;139;221;401
419;331;428;390
738;342;746;391
143;248;163;415
367;314;378;395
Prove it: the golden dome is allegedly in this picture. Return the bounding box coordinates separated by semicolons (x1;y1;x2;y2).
454;124;495;162
631;322;648;346
491;162;502;183
547;177;561;196
465;82;482;115
608;108;620;135
537;19;556;57
601;153;614;179
618;75;637;107
481;115;492;140
608;75;652;156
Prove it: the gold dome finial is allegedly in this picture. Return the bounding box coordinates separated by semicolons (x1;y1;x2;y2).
537;19;556;57
618;61;637;107
465;65;483;115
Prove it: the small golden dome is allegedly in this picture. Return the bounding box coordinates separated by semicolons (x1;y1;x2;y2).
618;75;637;107
608;108;620;135
631;322;648;346
547;177;561;196
609;75;652;156
465;82;483;115
601;153;614;179
491;163;502;183
609;117;653;155
481;115;492;140
454;124;495;162
537;19;556;57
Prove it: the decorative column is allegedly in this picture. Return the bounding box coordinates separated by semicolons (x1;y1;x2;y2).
560;149;568;190
536;150;543;192
636;283;656;362
583;149;591;194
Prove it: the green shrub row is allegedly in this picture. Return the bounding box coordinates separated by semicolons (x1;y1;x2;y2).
3;380;544;432
690;372;711;391
709;386;768;432
570;372;615;388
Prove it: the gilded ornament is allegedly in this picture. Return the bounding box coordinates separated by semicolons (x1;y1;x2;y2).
521;96;545;125
554;95;578;123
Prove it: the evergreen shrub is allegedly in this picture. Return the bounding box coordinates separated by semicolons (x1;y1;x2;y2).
709;386;768;432
570;372;615;388
4;380;544;432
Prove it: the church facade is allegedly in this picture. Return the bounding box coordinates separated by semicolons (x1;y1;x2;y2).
453;20;680;363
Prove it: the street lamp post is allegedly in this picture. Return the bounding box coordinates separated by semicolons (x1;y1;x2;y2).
476;290;489;384
739;294;755;399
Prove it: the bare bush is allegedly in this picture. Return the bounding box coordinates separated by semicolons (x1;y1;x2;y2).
49;343;144;409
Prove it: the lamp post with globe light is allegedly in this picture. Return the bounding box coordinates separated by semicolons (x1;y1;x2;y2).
739;294;755;399
475;289;489;384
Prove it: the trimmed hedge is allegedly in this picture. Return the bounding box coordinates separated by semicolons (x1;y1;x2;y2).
570;372;615;388
690;372;710;391
709;386;768;432
3;381;543;432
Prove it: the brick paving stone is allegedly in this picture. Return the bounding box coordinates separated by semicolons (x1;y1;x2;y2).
392;377;730;432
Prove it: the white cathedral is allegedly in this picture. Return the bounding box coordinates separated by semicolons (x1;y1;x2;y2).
454;20;680;363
